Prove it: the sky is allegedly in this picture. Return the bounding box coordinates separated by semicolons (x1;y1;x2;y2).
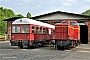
0;0;90;17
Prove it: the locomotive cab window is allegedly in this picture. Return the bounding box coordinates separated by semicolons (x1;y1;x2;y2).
70;22;78;26
62;22;67;24
21;26;29;33
12;26;20;33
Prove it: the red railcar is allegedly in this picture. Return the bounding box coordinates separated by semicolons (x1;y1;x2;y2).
55;20;80;49
10;18;55;48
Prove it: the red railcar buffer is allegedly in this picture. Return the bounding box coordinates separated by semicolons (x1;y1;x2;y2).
10;18;80;49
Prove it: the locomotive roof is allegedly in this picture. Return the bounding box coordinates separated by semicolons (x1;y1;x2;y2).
12;18;55;28
78;23;86;25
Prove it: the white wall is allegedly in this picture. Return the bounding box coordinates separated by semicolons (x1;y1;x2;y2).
34;13;89;20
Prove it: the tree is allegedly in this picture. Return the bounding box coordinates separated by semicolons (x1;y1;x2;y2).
81;9;90;16
16;14;24;18
0;7;25;35
0;7;3;11
27;12;31;18
0;21;7;35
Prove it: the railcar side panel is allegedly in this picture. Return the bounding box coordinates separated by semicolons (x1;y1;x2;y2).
30;34;34;40
12;34;30;40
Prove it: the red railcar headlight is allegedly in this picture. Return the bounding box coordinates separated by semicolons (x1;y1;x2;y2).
12;35;14;38
27;35;29;38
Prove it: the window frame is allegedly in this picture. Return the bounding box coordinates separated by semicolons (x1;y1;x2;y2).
12;26;20;33
70;22;78;26
62;22;67;24
32;26;35;34
21;25;30;33
45;28;48;34
36;26;39;34
43;28;45;34
40;27;43;34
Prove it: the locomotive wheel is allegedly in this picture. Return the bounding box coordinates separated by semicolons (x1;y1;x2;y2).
55;44;61;50
20;45;23;48
35;43;40;48
71;41;76;48
78;41;81;45
73;41;76;48
19;42;25;48
75;41;78;46
71;41;74;48
55;42;58;50
76;40;80;46
67;45;71;50
28;45;30;48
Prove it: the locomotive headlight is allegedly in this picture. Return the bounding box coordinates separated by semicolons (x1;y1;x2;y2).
26;35;29;38
19;40;21;42
12;35;14;38
61;41;62;43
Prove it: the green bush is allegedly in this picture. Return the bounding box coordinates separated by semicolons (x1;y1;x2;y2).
0;35;5;38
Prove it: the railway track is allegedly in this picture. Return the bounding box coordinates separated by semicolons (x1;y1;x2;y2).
25;49;66;60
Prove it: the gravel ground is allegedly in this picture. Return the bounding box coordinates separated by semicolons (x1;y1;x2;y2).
0;41;90;60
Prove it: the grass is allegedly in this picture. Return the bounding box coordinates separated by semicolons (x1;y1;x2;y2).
0;35;5;38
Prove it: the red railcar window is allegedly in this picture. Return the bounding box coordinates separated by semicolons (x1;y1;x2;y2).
62;22;67;24
32;26;35;33
49;29;51;34
40;27;42;34
45;28;48;34
36;27;39;34
51;30;55;34
43;28;45;34
12;26;20;33
21;26;29;33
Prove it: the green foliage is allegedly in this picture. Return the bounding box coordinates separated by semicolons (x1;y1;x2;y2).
81;9;90;16
27;12;31;18
16;14;24;18
0;7;25;35
0;35;5;38
0;21;7;35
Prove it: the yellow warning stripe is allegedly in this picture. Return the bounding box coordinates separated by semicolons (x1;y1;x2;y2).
55;26;73;28
55;26;67;28
68;26;73;28
73;28;80;30
55;26;80;30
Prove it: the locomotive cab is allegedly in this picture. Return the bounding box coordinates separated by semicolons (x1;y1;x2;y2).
70;21;80;45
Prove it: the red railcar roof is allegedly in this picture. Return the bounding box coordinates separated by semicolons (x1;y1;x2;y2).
12;18;55;28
